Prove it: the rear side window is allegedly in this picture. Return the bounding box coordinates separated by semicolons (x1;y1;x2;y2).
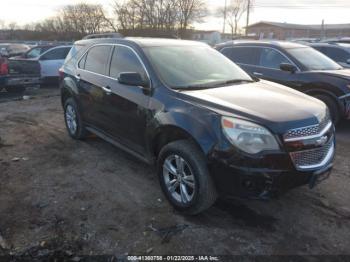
109;46;146;79
41;47;71;60
223;47;260;65
324;47;350;63
84;45;112;75
259;48;290;69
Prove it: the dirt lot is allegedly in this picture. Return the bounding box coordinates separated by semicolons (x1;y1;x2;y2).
0;88;350;258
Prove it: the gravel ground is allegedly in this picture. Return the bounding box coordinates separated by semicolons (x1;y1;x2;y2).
0;88;349;258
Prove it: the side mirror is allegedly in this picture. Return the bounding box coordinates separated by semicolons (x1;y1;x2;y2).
118;72;149;88
280;63;297;73
346;59;350;65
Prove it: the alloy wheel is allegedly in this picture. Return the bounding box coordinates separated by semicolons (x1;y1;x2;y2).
163;154;196;204
65;104;78;135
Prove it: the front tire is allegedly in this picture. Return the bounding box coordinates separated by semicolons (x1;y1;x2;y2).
157;140;217;215
64;98;88;140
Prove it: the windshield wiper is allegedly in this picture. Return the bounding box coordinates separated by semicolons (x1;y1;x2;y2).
173;79;254;91
222;79;254;85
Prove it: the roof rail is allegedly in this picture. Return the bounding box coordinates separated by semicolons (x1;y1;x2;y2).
83;33;123;40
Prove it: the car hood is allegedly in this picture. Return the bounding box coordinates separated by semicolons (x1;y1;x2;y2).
179;80;327;133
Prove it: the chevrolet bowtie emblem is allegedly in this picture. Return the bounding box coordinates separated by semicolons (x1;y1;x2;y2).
315;136;328;146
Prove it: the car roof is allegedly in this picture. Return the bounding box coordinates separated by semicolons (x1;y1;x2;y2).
73;37;208;48
216;40;307;49
310;43;350;50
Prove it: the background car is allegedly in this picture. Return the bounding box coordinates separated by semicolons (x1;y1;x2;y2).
20;45;61;59
0;43;30;58
309;43;350;68
37;45;72;85
215;40;350;124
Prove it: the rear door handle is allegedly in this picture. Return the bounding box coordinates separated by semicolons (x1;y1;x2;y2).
75;74;81;81
253;72;263;76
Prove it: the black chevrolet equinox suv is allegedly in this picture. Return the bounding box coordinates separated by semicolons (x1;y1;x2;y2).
60;37;335;214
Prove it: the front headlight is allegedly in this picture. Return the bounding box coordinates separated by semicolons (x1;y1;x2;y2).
221;117;280;154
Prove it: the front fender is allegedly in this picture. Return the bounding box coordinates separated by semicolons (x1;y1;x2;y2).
147;108;221;156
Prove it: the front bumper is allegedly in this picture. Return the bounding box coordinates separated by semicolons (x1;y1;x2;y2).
209;159;333;199
209;129;335;199
339;94;350;119
343;98;350;120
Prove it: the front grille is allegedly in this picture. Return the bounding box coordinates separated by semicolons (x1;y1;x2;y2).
284;111;331;141
290;139;334;170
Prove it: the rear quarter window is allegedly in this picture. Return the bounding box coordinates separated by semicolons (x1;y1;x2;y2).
64;44;85;66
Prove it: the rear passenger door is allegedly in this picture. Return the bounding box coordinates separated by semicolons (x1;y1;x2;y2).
101;45;150;154
76;45;112;127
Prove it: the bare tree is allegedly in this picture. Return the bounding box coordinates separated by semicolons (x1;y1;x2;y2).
218;0;247;37
8;22;18;31
112;0;207;36
0;20;5;30
177;0;207;31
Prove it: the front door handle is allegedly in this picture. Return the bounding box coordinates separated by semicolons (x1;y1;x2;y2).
101;86;112;95
253;72;263;76
75;74;81;81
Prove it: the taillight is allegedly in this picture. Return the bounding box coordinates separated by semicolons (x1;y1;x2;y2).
0;60;8;75
58;68;64;80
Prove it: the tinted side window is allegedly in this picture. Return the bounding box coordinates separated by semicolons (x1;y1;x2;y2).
325;47;350;63
42;47;71;60
109;46;146;79
224;47;260;65
312;46;325;53
84;45;112;75
259;48;290;69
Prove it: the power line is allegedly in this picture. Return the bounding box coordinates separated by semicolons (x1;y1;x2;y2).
252;4;350;9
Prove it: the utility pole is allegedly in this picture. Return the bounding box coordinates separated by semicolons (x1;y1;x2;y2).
223;0;227;34
321;19;325;40
245;0;251;36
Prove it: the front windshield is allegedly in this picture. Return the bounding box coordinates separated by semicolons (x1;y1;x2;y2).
288;47;342;71
143;45;252;89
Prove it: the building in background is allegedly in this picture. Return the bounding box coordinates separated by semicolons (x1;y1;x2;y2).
246;21;350;40
191;30;244;45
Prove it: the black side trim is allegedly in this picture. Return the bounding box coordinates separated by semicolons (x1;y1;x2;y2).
86;126;154;165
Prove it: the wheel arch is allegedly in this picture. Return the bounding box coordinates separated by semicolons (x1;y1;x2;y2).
305;88;342;109
60;76;79;106
150;123;217;159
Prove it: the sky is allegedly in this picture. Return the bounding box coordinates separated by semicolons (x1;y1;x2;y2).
1;0;350;32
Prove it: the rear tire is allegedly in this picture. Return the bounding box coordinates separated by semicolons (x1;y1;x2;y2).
5;86;25;93
314;94;340;125
157;140;217;215
64;98;88;140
